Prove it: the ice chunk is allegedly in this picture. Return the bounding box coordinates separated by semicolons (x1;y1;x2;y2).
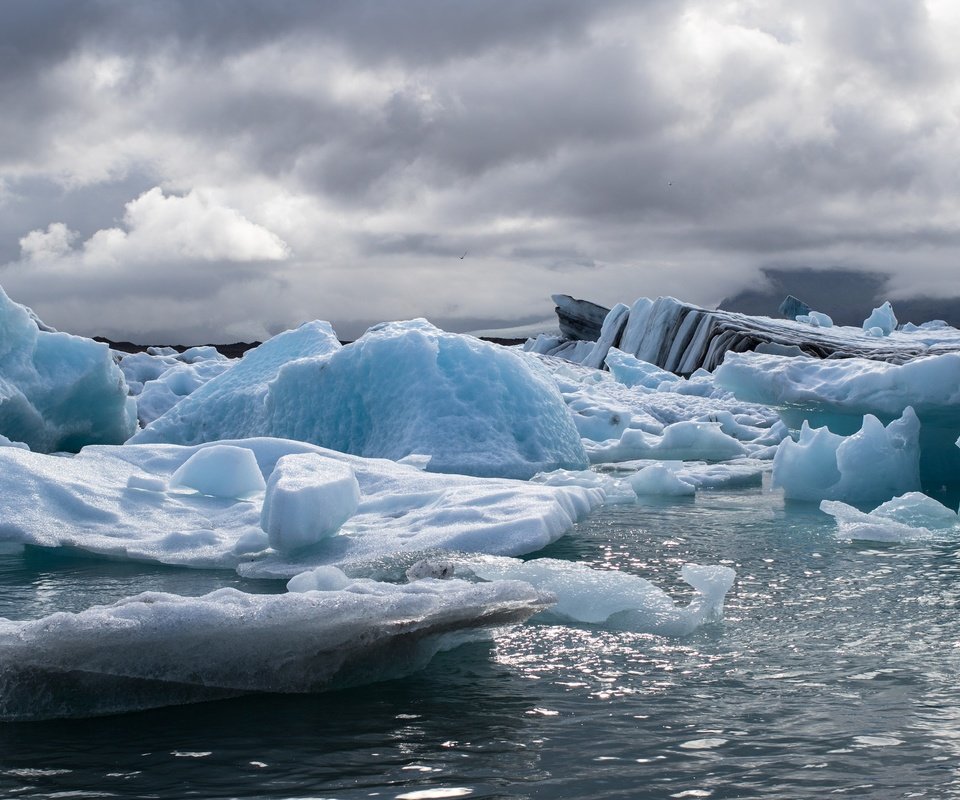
627;463;696;496
467;557;734;635
131;321;342;445
0;579;552;720
773;408;920;505
604;348;679;389
587;420;747;464
0;285;136;452
821;492;959;542
863;301;897;335
286;564;352;592
0;438;604;574
796;310;833;328
261;454;360;552
169;444;266;499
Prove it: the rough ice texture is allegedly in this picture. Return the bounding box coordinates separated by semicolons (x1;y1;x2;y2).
130;320;342;445
136;319;586;480
772;408;921;505
534;349;787;462
466;556;735;635
603;348;679;390
627;463;697;496
715;350;960;495
0;285;137;452
821;492;959;543
169;444;266;499
119;348;233;426
537;295;960;375
260;454;361;552
0;438;604;576
0;578;552;720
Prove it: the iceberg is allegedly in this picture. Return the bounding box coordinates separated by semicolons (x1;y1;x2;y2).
0;285;137;451
140;319;587;480
0;577;552;721
772;409;921;505
716;351;960;496
586;420;747;465
535;295;960;375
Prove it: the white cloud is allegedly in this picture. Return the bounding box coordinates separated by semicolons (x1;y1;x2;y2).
19;188;290;269
19;222;78;261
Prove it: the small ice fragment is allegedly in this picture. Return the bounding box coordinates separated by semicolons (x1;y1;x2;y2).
260;453;360;552
286;565;352;592
169;445;266;499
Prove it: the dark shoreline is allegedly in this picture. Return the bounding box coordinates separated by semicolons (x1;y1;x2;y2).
95;336;528;359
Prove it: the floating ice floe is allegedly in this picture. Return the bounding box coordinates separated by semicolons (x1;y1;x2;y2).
0;438;603;575
821;492;960;543
462;556;735;635
0;285;137;452
136;319;587;480
863;301;897;336
772;409;920;505
0;577;552;721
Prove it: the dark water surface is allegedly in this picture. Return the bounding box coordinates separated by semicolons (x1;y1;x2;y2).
2;488;959;799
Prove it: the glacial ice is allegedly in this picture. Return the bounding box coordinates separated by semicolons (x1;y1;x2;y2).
119;347;233;425
0;577;552;721
0;438;603;575
715;351;960;493
821;492;959;543
0;285;137;451
465;556;735;635
137;319;587;480
772;408;921;505
863;301;897;335
130;320;342;445
260;454;361;553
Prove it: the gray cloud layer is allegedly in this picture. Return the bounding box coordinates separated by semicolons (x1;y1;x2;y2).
1;0;958;342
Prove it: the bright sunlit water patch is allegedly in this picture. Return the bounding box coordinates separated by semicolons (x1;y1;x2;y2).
3;487;960;798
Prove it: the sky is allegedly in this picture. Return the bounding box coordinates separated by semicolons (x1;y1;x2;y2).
1;0;959;343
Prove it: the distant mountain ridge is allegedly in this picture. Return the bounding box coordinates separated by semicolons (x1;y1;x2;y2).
719;267;960;327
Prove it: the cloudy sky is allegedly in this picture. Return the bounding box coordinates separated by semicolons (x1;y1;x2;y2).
2;0;959;343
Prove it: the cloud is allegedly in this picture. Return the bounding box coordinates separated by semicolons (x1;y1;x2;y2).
2;1;960;342
19;187;289;267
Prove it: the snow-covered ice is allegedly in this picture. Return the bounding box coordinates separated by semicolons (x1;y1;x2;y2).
0;438;604;575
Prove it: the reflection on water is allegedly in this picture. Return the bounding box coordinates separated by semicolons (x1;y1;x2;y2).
3;488;960;798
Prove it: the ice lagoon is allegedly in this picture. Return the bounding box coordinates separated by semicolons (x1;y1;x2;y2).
2;286;960;798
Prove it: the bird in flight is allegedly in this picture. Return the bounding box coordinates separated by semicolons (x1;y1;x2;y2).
459;250;468;260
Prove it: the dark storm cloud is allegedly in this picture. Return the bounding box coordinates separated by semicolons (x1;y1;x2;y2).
2;0;960;341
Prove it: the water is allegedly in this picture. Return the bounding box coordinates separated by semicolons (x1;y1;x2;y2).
2;487;960;799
